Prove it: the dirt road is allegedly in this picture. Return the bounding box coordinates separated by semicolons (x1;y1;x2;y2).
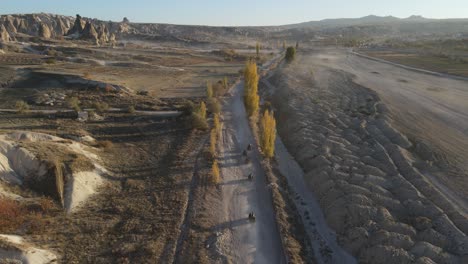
216;81;286;264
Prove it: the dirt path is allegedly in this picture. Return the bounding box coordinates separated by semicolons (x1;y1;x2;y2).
216;81;286;264
0;108;181;117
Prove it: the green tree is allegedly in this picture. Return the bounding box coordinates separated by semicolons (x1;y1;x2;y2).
285;47;296;63
256;42;260;57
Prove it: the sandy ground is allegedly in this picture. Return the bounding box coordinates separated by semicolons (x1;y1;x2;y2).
216;81;285;263
0;235;57;264
313;48;468;209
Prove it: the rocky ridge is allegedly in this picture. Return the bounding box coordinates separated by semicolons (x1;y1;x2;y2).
271;59;468;264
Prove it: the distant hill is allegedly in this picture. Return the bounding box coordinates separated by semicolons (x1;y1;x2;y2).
1;13;467;45
282;15;468;29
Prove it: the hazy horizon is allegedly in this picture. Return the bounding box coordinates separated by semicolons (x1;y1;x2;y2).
1;0;468;26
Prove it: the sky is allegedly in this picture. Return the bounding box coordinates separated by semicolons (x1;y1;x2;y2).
1;0;467;26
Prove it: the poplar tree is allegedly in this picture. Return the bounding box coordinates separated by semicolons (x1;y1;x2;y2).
256;42;260;57
243;60;260;117
206;81;213;98
260;110;277;158
199;101;207;119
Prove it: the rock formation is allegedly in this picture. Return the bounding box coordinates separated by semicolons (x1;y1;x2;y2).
0;25;11;42
4;17;17;34
66;14;84;36
55;17;69;36
39;23;52;39
97;25;109;43
81;21;98;41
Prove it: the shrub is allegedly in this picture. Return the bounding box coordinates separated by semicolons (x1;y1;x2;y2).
87;109;96;118
39;197;56;213
211;160;220;184
190;113;208;130
0;198;49;234
83;72;92;79
127;105;136;114
182;100;196;115
104;84;114;93
286;47;296;62
46;49;57;56
15;100;30;114
98;140;114;149
207;98;221;114
67;97;81;112
45;57;56;64
0;198;26;233
93;101;109;114
137;90;149;96
260;110;277;158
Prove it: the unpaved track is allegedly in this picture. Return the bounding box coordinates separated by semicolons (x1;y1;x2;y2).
216;81;285;264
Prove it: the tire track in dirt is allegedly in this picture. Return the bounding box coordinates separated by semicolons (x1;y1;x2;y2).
172;135;210;264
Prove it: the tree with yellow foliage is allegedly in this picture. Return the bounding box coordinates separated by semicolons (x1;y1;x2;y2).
198;101;207;119
260;110;277;158
210;128;217;158
213;114;221;134
211;160;220;184
206;81;213;98
243;60;260;117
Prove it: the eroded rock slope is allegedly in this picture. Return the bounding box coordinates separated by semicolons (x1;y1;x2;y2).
270;57;467;263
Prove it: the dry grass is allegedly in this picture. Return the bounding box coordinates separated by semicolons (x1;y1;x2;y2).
97;140;114;150
0;198;51;234
0;198;26;232
262;162;312;263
